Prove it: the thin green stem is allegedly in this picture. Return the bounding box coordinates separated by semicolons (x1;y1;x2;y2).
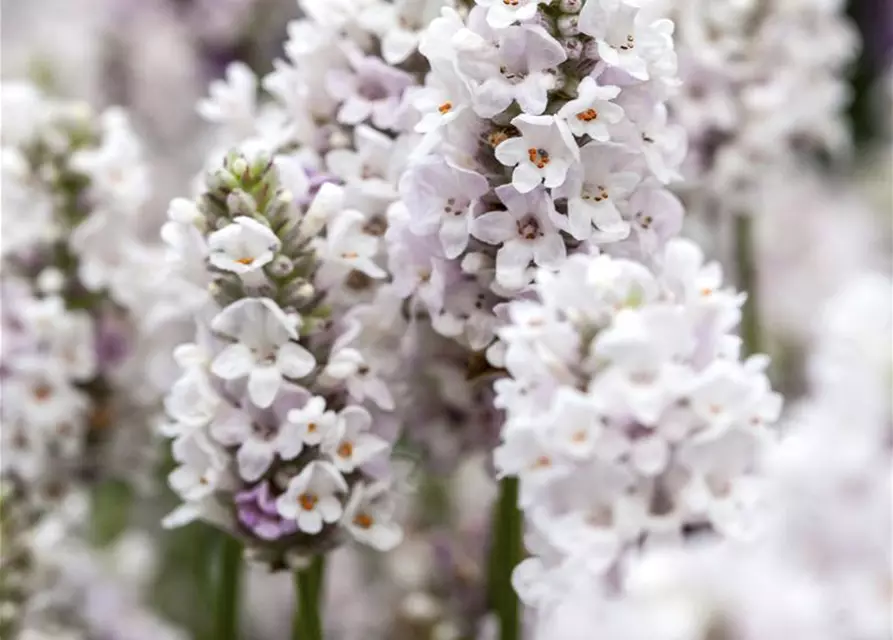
486;491;505;615
213;536;243;640
489;477;522;640
735;215;762;356
293;555;325;640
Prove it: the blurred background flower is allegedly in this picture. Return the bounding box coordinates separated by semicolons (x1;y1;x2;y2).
1;0;889;639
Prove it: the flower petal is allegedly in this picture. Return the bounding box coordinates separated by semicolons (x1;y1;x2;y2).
237;439;276;482
277;341;316;379
248;365;282;408
472;210;515;245
210;343;254;380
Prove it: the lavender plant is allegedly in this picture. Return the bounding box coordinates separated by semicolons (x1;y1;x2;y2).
160;147;407;638
1;83;170;521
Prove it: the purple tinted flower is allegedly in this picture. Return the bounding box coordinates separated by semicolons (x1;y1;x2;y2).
326;50;415;130
307;169;338;196
94;309;133;371
235;481;299;541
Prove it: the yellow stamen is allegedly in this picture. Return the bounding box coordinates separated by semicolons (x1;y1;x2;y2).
299;493;318;511
337;441;354;459
353;513;374;529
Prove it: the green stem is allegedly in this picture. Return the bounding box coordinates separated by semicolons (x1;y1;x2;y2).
88;480;132;547
735;215;762;356
489;477;522;640
213;537;243;640
293;555;325;640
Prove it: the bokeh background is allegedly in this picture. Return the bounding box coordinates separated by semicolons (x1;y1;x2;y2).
1;1;890;639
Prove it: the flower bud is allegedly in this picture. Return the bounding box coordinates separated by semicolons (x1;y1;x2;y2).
557;15;580;37
281;279;316;309
561;37;584;60
230;157;248;178
249;151;273;181
300;182;344;238
226;189;258;218
265;191;294;227
207;167;239;193
266;255;294;279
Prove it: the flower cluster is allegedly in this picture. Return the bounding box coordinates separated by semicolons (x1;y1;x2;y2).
191;0;517;474
661;0;858;215
0;481;39;638
161;148;405;566
530;272;891;640
490;240;781;630
389;0;687;352
0;496;187;640
1;83;166;515
191;0;446;351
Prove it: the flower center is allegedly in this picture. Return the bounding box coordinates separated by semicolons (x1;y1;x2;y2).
438;101;453;114
363;215;388;237
236;257;255;265
488;130;511;148
32;383;52;401
298;493;318;511
346;270;373;290
307;422;317;433
253;421;277;441
576;108;598;122
532;455;552;469
341;251;359;259
358;79;388;101
619;34;635;51
337;441;354;459
353;513;374;529
443;197;467;217
515;215;542;241
502;0;520;5
581;184;610;202
527;147;550;169
499;66;525;84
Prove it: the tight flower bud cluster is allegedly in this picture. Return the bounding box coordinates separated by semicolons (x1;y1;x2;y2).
491;239;781;630
161;149;404;566
1;83;166;517
389;0;687;352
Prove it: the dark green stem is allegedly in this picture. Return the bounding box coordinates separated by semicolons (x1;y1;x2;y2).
88;480;132;547
488;477;523;640
213;537;243;640
735;215;762;356
293;555;325;640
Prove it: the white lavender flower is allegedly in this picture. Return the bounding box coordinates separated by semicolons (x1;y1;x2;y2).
1;516;187;640
491;240;781;628
160;148;405;565
389;0;687;353
531;272;890;640
0;83;171;519
659;0;859;222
